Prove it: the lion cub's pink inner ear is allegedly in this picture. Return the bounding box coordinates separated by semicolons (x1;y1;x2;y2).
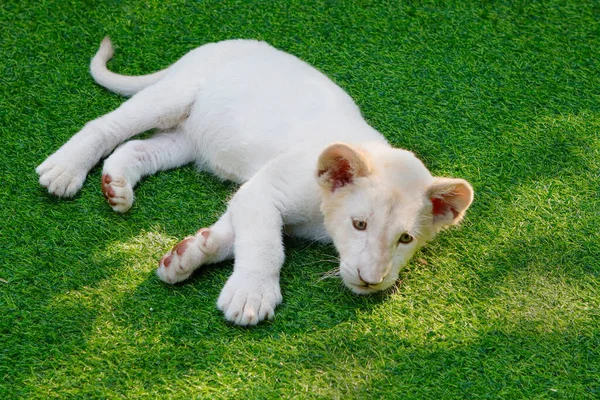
428;178;474;229
431;197;460;219
317;143;371;191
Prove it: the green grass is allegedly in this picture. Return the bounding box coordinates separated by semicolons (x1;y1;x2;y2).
1;0;599;398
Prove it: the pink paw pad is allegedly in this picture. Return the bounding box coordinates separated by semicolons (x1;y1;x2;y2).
101;174;117;206
159;237;194;269
161;253;173;268
156;229;214;285
197;228;210;236
175;238;193;255
196;228;211;245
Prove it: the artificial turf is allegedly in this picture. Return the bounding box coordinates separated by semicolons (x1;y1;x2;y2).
1;0;599;398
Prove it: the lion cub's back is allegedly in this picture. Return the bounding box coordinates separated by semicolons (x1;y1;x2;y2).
177;40;370;182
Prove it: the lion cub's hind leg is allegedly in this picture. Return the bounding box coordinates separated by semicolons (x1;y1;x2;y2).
157;212;234;284
101;130;195;212
37;79;197;198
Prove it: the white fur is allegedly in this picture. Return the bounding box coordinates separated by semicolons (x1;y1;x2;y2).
37;38;474;326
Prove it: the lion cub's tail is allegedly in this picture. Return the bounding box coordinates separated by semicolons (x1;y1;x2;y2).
90;37;167;97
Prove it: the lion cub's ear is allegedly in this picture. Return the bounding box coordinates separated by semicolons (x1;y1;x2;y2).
428;177;474;231
317;143;371;191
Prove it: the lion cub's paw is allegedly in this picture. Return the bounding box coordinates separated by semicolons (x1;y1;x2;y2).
36;156;87;198
217;272;282;326
156;229;213;284
101;174;133;213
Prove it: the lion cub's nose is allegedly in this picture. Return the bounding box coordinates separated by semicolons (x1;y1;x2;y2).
357;268;384;286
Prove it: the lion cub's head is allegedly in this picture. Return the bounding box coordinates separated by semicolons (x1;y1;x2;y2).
316;142;473;294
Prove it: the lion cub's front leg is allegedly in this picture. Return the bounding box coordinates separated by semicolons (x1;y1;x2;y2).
156;177;286;326
215;179;286;326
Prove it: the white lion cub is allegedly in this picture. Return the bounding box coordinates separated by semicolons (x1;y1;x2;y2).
37;38;474;325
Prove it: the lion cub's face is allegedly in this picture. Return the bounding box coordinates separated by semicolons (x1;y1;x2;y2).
317;143;473;294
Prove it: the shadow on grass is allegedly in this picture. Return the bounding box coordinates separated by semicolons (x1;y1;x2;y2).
27;270;600;397
120;239;392;336
363;329;600;398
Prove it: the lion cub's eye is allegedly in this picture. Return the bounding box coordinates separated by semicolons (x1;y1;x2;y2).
398;233;413;245
352;219;368;231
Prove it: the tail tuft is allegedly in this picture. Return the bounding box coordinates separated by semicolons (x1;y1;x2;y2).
90;37;167;97
98;36;115;61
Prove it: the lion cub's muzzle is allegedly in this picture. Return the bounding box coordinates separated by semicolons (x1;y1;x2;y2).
341;263;395;294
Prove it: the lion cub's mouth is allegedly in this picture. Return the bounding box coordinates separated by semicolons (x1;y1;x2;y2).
346;281;388;295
